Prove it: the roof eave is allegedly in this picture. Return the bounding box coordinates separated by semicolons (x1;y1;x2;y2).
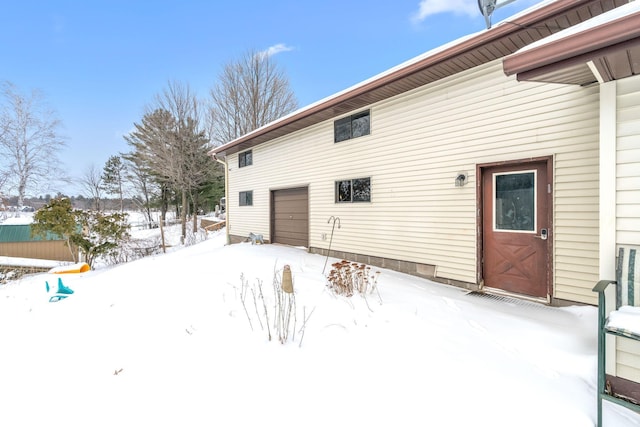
504;11;640;80
209;0;625;156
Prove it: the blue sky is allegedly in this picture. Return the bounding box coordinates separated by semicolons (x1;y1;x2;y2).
1;0;538;197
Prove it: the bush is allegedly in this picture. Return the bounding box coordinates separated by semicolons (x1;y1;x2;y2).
238;266;312;346
31;197;131;268
326;260;380;297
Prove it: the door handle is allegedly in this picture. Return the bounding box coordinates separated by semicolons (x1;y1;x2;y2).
535;229;548;240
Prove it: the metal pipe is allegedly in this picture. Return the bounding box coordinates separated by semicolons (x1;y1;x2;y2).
213;154;230;245
323;216;341;274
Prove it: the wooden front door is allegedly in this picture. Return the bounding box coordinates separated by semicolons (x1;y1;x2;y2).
481;159;552;299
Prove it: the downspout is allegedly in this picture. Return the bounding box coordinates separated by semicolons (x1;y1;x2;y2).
213;153;230;245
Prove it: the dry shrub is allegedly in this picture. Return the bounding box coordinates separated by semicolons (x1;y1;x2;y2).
326;260;380;297
239;267;313;345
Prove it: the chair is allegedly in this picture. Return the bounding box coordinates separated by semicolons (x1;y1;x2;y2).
593;246;640;426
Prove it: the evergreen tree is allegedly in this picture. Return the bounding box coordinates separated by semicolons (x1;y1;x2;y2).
124;108;175;222
31;197;78;262
101;155;126;211
125;81;215;242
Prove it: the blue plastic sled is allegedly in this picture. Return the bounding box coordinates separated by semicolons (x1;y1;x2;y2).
45;277;74;302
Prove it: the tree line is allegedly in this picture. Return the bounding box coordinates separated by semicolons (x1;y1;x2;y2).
0;48;298;243
1;194;143;211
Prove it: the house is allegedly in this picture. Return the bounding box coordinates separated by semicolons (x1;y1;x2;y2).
503;0;640;291
0;224;76;262
503;1;640;415
209;0;638;307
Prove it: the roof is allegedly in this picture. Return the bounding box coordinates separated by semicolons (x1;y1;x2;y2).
209;0;628;157
503;0;640;84
0;224;63;243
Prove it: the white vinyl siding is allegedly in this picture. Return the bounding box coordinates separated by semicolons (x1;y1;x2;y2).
616;337;640;383
225;156;269;237
616;75;640;246
614;75;640;380
227;60;600;301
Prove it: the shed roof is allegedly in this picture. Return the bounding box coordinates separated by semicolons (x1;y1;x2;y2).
0;224;63;243
209;0;628;157
503;0;640;84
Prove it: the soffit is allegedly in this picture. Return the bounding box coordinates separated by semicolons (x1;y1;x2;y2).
504;4;640;84
211;0;628;156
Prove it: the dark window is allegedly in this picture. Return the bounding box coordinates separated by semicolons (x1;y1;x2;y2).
239;191;253;206
336;178;371;203
337;180;352;202
494;172;535;231
334;117;352;143
239;150;253;168
334;110;370;143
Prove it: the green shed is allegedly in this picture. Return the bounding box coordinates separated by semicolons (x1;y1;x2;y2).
0;224;76;262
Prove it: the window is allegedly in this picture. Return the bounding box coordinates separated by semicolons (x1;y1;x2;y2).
239;191;253;206
239;150;252;168
336;178;371;203
334;110;370;143
493;171;536;232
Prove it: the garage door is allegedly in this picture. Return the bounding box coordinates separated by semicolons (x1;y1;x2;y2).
271;187;309;247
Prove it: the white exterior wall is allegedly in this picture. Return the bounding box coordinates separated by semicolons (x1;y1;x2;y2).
227;60;601;304
616;75;640;247
614;74;640;380
617;338;640;383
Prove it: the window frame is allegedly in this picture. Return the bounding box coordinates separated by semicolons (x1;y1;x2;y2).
334;110;370;143
492;170;537;234
335;177;371;203
238;150;253;168
239;190;253;206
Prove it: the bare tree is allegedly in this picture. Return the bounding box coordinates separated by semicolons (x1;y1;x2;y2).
0;81;67;208
122;150;158;228
179;117;216;233
80;164;103;211
153;81;196;241
0;170;10;199
207;49;298;145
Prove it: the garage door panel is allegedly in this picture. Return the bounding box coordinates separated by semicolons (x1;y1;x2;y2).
274;207;308;216
275;200;308;212
273;220;307;234
276;193;307;201
273;212;307;220
272;229;307;241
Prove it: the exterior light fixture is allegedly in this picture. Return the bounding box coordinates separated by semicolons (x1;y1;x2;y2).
455;172;468;187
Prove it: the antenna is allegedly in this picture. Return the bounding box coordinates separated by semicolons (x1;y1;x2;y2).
478;0;518;29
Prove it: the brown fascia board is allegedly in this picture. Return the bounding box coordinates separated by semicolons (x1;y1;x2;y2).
504;11;640;76
209;0;603;157
513;36;640;83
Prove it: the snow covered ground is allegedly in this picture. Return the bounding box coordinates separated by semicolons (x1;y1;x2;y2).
1;227;639;426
